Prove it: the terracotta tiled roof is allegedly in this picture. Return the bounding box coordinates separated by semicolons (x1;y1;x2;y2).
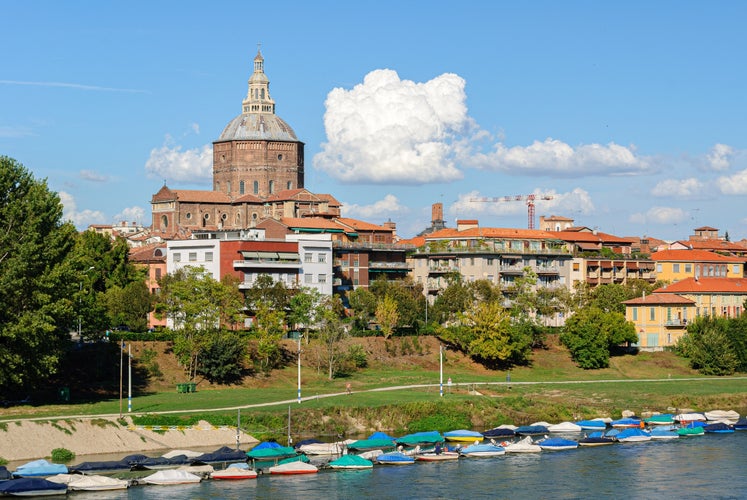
543;215;574;221
233;193;263;203
315;193;341;206
158;190;233;203
650;249;742;262
129;243;166;263
424;227;555;240
674;239;747;253
552;230;631;244
335;217;393;232
654;277;747;294
397;236;426;247
694;226;719;231
622;294;694;305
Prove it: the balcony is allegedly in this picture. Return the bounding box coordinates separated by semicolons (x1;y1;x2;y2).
429;266;460;274
500;265;524;274
369;261;411;270
535;266;559;275
233;259;302;269
665;319;687;327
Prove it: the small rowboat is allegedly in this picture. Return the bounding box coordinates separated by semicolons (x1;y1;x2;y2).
211;463;258;480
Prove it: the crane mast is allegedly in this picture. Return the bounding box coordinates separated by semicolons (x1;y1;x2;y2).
469;194;554;229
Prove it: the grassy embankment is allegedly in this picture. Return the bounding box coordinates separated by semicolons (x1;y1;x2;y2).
2;337;747;441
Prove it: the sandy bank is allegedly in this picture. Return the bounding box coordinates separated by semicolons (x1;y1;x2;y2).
0;417;258;463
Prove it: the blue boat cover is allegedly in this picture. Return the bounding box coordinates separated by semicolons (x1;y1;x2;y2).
616;428;650;439
734;418;747;430
576;420;607;429
515;425;549;435
369;431;397;440
444;429;483;439
482;427;516;438
0;477;67;494
0;466;12;480
294;438;323;449
703;422;734;433
376;452;415;463
251;441;282;450
13;459;67;477
194;446;247;463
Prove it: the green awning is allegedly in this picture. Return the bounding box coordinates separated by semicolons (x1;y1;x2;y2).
240;251;260;259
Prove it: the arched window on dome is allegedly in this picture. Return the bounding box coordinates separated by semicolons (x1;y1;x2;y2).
160;215;168;229
261;89;265;99
235;213;241;225
287;181;292;190
269;180;274;194
253;181;259;195
239;181;245;195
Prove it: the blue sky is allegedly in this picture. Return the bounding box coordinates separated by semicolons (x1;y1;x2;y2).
2;1;746;241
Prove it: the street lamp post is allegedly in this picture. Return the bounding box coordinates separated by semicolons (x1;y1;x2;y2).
297;334;302;404
439;345;443;397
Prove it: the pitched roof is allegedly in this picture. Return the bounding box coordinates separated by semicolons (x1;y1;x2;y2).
654;277;747;294
397;236;426;247
674;239;747;253
335;217;393;232
650;249;742;262
425;227;555;240
622;294;694;305
552;230;631;244
166;189;232;203
280;217;345;231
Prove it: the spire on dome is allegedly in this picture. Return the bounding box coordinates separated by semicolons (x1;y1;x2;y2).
242;45;275;115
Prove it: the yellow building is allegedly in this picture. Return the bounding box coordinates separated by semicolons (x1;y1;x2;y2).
624;277;747;350
649;249;744;282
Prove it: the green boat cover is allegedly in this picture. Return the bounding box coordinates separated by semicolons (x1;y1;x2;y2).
396;431;444;446
347;438;397;451
677;427;705;436
246;446;297;459
328;455;374;468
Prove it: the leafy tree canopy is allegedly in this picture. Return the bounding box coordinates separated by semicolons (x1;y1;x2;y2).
0;156;78;393
560;306;637;369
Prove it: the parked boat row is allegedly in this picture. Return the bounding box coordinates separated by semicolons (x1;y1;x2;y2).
1;410;744;496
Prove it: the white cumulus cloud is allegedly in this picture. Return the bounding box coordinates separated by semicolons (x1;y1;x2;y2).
716;168;747;195
629;206;687;225
313;69;469;184
705;143;733;171
59;191;106;229
342;194;407;220
114;206;147;224
651;177;705;198
79;169;109;182
145;135;212;183
464;138;650;177
451;188;594;218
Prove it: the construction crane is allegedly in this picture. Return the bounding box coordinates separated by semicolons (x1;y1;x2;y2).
470;194;554;229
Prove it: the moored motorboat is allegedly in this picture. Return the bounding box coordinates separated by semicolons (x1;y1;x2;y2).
396;431;444;447
327;454;374;470
141;469;202;485
12;459;68;477
675;413;706;424
482;426;516;439
268;461;318;475
298;439;355;455
375;452;415;465
576;420;607;431
677;426;705;437
0;477;68;496
47;473;130;491
514;425;549;436
547;422;582;433
703;422;734;434
645;414;675;426
578;432;615;447
650;427;679;440
616;428;651;443
704;410;740;423
611;418;643;429
733;418;747;431
415;451;460;462
504;436;541;453
443;429;484;443
538;437;578;451
459;443;505;458
210;463;257;480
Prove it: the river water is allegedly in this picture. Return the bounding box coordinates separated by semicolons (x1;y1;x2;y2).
52;431;745;499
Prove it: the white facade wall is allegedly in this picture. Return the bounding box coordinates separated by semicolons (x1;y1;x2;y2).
286;234;333;296
166;239;221;279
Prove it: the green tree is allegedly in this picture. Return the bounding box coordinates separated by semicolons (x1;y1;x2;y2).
288;287;323;341
348;287;377;331
316;297;350;379
154;267;235;380
677;316;739;375
0;156;78;393
431;278;472;324
198;331;247;383
560;306;637;369
251;300;286;373
104;280;151;333
244;274;290;313
375;295;399;339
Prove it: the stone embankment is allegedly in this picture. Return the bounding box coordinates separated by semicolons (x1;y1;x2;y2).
0;417;257;462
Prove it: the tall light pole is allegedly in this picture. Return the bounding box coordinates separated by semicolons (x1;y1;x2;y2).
439;345;443;397
297;333;302;404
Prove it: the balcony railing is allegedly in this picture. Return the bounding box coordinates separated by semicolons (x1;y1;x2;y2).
233;260;302;269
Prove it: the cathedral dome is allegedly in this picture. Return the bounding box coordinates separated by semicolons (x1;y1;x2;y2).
217;113;297;142
216;48;298;143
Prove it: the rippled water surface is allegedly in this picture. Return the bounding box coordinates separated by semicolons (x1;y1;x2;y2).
49;432;747;499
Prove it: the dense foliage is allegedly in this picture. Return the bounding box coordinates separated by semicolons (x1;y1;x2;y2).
0;156;78;395
675;315;746;375
560;306;638;369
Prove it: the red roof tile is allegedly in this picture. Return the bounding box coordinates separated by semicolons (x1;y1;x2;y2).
650;249;742;262
654;277;747;294
623;294;694;305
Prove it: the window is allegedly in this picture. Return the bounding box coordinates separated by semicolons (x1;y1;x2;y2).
269;180;274;193
733;264;741;275
253;181;259;194
161;215;168;228
487;258;494;266
186;212;192;220
239;181;245;195
487;274;494;282
227;181;231;193
189;252;197;262
205;252;213;262
287;181;292;190
318;274;327;284
649;307;655;321
632;308;638;321
155;268;162;279
278;154;283;161
673;263;680;273
318;253;326;263
173;253;181;262
304;274;312;284
656;263;662;273
573;262;580;271
304;253;312;263
685;263;692;273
